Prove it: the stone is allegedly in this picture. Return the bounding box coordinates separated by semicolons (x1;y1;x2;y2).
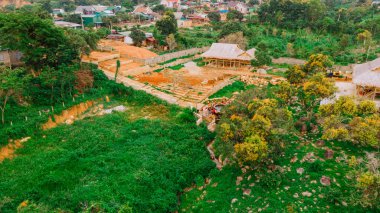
243;188;251;196
236;176;243;186
293;193;299;198
249;183;255;187
291;156;298;163
324;149;334;159
284;186;290;190
301;123;308;134
247;175;252;181
65;118;74;125
297;168;304;175
316;140;325;147
231;198;238;204
302;191;312;197
320;176;331;186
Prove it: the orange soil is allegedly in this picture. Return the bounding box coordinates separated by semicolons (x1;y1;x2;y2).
0;0;30;7
42;100;95;130
99;39;158;59
82;51;119;62
0;137;30;163
99;59;142;73
136;73;171;85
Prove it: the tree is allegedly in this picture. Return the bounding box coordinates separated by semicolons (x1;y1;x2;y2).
302;73;336;118
218;32;247;50
130;26;146;47
303;54;333;74
39;0;53;13
0;67;29;124
358;100;377;115
234;135;268;165
0;12;75;71
219;22;244;38
115;60;120;81
64;29;99;59
227;10;244;22
152;5;165;14
155;11;177;36
251;50;271;67
286;65;306;84
208;12;221;22
165;34;177;50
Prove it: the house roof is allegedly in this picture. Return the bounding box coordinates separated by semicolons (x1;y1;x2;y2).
353;57;380;88
133;5;153;14
75;6;96;14
54;21;81;28
201;43;256;61
173;12;183;19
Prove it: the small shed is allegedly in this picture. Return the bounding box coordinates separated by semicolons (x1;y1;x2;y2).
201;43;256;68
353;58;380;100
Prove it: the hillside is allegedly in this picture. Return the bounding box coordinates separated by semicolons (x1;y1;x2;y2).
0;0;30;8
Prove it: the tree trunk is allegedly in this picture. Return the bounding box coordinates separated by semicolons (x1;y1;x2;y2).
1;96;8;125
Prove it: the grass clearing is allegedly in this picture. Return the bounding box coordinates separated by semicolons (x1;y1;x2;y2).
209;81;255;99
0;76;215;212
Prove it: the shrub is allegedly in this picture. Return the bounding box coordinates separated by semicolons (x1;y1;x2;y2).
357;100;377;115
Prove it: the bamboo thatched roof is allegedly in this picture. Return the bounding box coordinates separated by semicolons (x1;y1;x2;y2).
353;57;380;88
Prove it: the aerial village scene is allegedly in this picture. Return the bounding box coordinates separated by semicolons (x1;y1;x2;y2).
0;0;379;212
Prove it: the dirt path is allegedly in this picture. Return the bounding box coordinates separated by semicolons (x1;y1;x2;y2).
207;140;223;170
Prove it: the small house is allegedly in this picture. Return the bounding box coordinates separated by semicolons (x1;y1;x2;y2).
201;43;256;68
353;58;380;100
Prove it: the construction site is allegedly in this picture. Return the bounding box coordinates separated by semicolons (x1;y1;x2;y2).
82;40;286;107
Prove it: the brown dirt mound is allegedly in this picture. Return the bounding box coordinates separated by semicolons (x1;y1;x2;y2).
99;40;158;59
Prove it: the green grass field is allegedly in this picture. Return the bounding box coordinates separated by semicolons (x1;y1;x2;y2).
0;92;215;212
180;133;374;212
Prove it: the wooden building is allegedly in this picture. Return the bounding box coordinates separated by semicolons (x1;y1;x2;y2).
201;43;256;68
353;58;380;100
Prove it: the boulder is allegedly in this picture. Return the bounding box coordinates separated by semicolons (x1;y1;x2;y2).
324;149;334;159
320;176;331;186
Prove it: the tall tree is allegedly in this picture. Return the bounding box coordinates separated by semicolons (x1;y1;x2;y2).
0;68;29;124
130;26;146;47
155;11;177;36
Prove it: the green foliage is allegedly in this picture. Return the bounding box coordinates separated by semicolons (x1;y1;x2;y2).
0;67;30;124
219;22;244;38
0;88;214;212
251;49;272;66
130;26;146;47
207;12;221;23
0;12;69;70
227;10;244;22
215;87;294;166
155;11;177;36
209;81;254;99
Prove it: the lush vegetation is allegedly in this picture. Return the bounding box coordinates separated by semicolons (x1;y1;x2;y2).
181;55;380;212
0;70;215;212
209;81;255;99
